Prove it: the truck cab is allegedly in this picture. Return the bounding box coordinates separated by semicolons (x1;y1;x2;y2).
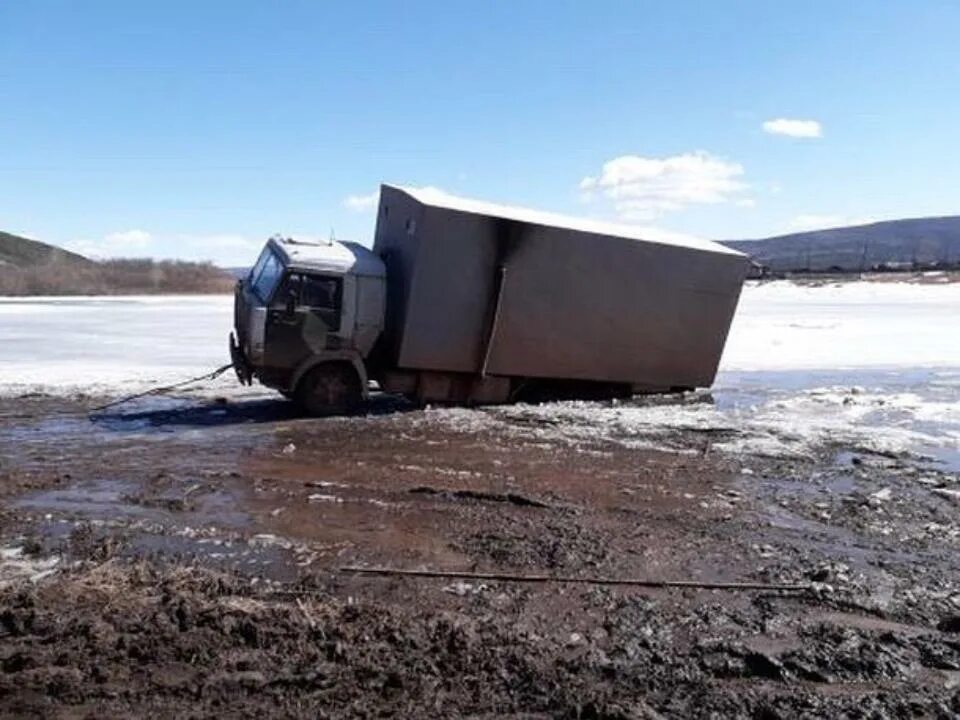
231;237;386;414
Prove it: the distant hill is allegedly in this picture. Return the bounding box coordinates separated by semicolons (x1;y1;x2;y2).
724;216;960;273
225;267;251;279
0;230;93;269
0;231;235;295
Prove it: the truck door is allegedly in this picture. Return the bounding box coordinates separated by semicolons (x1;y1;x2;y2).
263;272;344;374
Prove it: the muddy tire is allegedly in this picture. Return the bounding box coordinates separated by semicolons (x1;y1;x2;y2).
295;363;361;416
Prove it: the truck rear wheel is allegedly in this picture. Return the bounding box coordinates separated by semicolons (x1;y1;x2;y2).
295;363;361;416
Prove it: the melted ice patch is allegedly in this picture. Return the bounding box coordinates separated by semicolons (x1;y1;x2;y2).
420;371;960;468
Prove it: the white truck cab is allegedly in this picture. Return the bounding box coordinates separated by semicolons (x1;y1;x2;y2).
231;237;386;413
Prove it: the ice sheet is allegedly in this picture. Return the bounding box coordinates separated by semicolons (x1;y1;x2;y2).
1;282;958;469
721;281;960;370
4;282;957;393
0;295;237;395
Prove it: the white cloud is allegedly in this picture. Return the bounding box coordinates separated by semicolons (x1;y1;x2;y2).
64;230;263;266
762;118;822;138
184;234;260;252
65;229;153;258
343;191;379;212
104;229;152;250
580;151;748;220
181;234;264;265
3;228;40;241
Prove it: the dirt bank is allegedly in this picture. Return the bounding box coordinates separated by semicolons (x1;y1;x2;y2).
1;393;958;718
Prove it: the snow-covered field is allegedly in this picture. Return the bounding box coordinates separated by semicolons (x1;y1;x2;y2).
2;281;959;468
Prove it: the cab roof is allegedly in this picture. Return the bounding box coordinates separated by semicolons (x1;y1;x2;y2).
268;237;385;277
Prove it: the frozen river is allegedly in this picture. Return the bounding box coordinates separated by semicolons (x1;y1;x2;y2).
2;281;959;469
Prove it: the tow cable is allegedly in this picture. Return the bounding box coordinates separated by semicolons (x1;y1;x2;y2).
88;362;235;416
0;362;235;421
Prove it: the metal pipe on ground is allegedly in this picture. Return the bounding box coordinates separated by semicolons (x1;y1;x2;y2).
338;566;811;592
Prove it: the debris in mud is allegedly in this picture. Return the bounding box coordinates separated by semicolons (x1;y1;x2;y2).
870;487;893;502
304;479;348;489
408;485;552;508
807;561;852;585
938;615;960;633
442;580;488;596
0;546;59;587
933;488;960;503
307;493;343;503
456;520;611;570
743;651;787;680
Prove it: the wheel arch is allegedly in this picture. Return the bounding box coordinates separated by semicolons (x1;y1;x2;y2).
290;351;369;399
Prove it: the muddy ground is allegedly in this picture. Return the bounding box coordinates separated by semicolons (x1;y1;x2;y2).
0;391;959;718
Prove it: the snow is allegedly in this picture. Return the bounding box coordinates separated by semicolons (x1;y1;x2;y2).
273;238;386;277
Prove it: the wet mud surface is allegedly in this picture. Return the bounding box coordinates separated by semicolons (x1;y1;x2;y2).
1;392;959;718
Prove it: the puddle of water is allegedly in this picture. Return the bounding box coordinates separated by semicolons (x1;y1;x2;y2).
924;446;960;474
131;533;301;582
758;504;930;570
16;478;155;519
10;473;321;581
15;477;251;528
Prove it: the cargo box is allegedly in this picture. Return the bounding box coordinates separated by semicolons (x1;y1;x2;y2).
372;185;749;390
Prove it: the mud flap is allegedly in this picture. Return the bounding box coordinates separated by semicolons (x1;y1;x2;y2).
229;332;253;386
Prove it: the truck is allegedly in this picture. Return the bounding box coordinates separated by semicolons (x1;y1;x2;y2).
230;184;749;414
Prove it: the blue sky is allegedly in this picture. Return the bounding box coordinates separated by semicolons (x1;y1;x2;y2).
2;1;958;265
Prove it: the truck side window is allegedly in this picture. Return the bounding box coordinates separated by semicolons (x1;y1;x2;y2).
300;274;342;332
271;273;300;310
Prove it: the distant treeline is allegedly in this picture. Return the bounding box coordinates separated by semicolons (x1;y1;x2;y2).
0;258;236;295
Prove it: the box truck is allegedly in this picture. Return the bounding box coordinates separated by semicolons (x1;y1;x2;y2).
230;185;749;414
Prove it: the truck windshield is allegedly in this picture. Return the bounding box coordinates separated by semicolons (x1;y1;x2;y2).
251;249;283;302
248;247;271;284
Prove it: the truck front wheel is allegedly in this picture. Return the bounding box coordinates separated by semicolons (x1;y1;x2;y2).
295;363;361;416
